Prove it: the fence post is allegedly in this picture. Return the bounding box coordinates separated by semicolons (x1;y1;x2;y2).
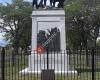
47;48;49;70
1;48;5;80
91;48;95;80
41;48;55;80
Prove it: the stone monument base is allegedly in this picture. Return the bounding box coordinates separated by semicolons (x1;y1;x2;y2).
20;53;77;74
20;9;77;74
20;68;77;74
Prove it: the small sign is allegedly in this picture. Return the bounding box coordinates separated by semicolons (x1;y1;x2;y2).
41;70;55;80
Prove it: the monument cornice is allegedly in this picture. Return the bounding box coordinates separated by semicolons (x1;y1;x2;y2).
32;9;65;17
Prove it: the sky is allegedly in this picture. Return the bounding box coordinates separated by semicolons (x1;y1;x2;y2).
0;32;8;47
0;0;32;4
0;0;11;4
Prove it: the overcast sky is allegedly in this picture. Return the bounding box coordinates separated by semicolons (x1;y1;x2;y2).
0;0;33;4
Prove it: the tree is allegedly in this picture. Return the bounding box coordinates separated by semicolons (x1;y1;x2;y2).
0;0;32;53
97;40;100;47
64;0;100;66
64;0;100;49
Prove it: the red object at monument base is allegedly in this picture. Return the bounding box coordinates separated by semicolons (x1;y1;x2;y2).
36;45;45;55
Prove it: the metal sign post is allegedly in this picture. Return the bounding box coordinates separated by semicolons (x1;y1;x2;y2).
47;47;49;70
41;47;55;80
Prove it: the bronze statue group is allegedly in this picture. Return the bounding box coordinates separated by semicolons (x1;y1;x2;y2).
33;0;65;9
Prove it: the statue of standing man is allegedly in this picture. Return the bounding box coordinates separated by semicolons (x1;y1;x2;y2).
38;0;47;9
50;0;56;7
38;0;56;8
33;0;38;9
32;0;65;9
33;0;47;9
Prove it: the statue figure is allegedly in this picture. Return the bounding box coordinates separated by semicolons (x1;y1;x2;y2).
32;0;38;9
50;0;56;7
32;0;65;9
50;0;65;8
58;0;65;8
38;0;47;8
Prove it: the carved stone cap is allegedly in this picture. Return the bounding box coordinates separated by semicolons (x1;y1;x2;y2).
32;9;65;17
32;9;65;16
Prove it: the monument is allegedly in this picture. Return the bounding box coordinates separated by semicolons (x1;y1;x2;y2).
20;0;77;74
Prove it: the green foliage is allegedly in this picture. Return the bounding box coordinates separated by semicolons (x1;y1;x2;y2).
64;0;85;17
64;0;100;49
66;25;82;48
0;0;32;52
97;40;100;47
64;0;100;18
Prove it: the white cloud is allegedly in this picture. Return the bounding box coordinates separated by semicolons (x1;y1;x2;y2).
24;0;32;2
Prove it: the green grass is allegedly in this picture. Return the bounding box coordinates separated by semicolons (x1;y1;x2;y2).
2;54;100;80
4;70;100;80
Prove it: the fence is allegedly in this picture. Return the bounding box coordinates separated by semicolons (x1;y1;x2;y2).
0;48;100;80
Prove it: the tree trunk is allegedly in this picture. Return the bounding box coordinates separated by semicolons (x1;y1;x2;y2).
12;44;19;66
